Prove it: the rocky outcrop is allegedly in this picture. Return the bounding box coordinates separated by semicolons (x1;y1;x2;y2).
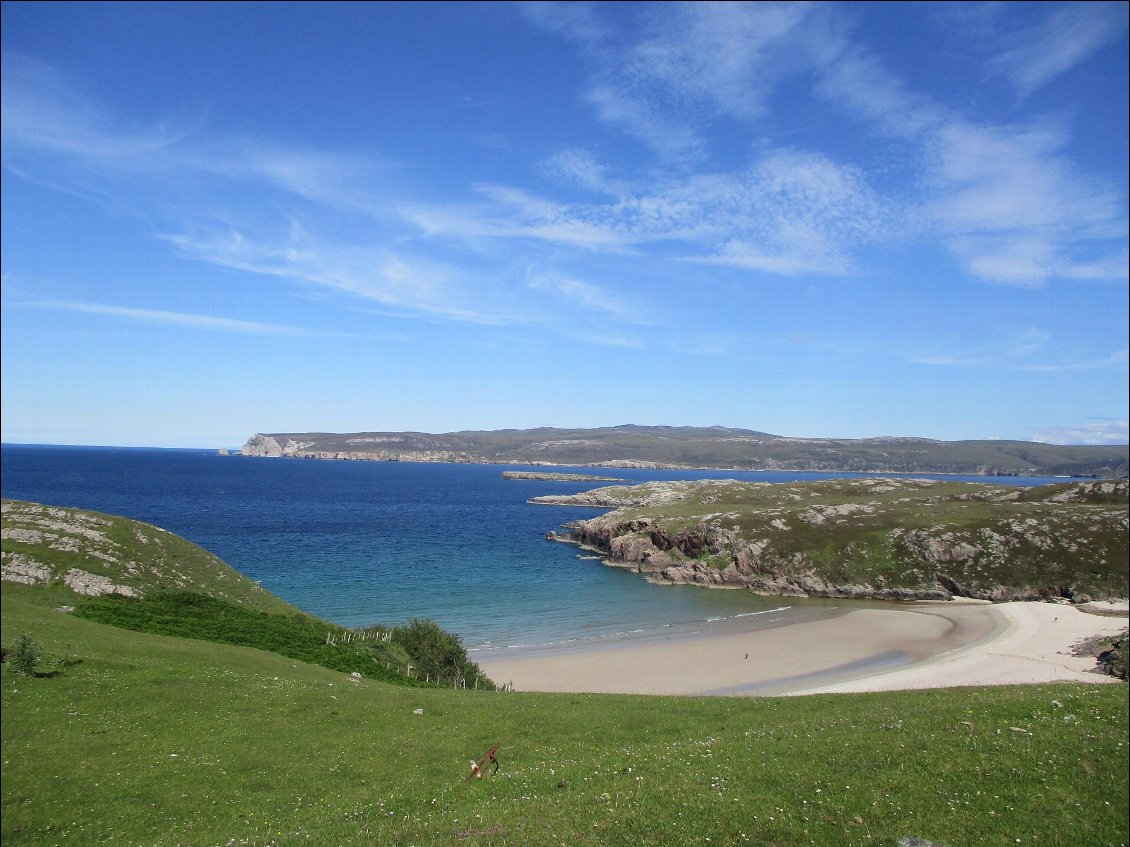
241;433;282;456
1;551;139;597
560;516;950;600
501;471;623;482
238;434;483;463
543;478;1129;603
240;434;321;457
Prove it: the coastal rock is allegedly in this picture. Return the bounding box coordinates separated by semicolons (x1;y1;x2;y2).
549;478;1127;603
502;471;623;482
63;568;140;597
1;552;54;586
241;434;285;457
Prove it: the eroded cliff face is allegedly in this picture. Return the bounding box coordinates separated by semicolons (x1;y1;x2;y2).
238;434;481;463
545;479;1129;603
561;516;953;600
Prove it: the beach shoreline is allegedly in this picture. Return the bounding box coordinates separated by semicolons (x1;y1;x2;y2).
477;599;1128;697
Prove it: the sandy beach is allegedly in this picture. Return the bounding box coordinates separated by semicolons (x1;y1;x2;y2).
477;600;1128;697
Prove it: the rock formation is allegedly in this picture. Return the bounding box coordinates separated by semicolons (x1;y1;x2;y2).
539;478;1129;603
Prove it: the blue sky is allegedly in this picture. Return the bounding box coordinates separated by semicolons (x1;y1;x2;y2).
2;1;1127;448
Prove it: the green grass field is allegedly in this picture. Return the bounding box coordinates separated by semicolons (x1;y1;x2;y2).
3;501;1128;847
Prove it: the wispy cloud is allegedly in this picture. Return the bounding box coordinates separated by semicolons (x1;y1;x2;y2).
1030;418;1129;446
914;329;1051;368
989;2;1129;98
1;52;192;161
160;225;528;326
522;3;1126;290
411;147;893;277
809;27;1128;288
914;331;1126;373
26;299;328;337
926;120;1127;286
524;2;822;161
4;2;1127;341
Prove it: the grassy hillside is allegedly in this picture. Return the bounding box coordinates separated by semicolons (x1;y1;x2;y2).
3;501;1128;846
1;500;489;689
1;498;297;613
2;583;1127;847
546;478;1130;601
238;426;1130;477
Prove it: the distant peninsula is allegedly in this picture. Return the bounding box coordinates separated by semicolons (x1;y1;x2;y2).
233;425;1129;479
501;471;624;482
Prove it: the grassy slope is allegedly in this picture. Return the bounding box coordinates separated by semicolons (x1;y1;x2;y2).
0;499;485;688
0;498;298;614
3;500;1128;846
3;585;1127;847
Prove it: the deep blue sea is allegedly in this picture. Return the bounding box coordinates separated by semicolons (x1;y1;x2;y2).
0;444;1078;656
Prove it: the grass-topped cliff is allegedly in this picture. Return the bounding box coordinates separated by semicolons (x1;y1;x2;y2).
538;478;1130;602
3;500;1128;846
238;425;1130;478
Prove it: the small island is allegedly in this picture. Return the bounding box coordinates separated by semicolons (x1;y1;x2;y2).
501;471;624;482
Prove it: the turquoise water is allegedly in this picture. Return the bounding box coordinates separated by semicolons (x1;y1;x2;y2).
0;444;1075;655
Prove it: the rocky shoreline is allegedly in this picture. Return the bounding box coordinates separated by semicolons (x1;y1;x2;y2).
501;471;624;482
536;478;1129;605
545;523;954;601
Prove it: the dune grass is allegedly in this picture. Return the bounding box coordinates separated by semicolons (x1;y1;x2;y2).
3;582;1127;847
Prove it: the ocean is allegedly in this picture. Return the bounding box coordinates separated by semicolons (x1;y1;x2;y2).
0;444;1076;656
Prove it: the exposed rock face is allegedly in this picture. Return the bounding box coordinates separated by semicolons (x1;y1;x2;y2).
1;551;138;597
502;471;623;482
241;434;284;456
1;502;144;597
239;433;482;463
240;434;320;457
63;568;139;597
542;479;1128;603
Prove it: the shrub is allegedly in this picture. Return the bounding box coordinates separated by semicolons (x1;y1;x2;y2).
9;632;40;676
391;617;492;687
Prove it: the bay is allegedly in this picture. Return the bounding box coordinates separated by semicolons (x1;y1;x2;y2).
0;444;1077;656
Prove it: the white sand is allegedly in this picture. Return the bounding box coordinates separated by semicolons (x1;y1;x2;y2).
477;601;1127;697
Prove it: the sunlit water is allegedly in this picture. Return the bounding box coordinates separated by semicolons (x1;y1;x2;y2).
0;444;1075;656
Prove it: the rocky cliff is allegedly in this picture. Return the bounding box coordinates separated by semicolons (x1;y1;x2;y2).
538;478;1129;603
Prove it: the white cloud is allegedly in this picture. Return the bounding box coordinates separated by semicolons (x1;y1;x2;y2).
1030;419;1129;446
525;2;824;160
1;52;190;160
26;299;326;337
412;147;892;277
915;333;1128;374
808;32;1128;288
527;271;645;323
914;329;1051;368
927;120;1127;286
544;148;626;196
160;225;524;326
989;2;1129;98
813;44;946;138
